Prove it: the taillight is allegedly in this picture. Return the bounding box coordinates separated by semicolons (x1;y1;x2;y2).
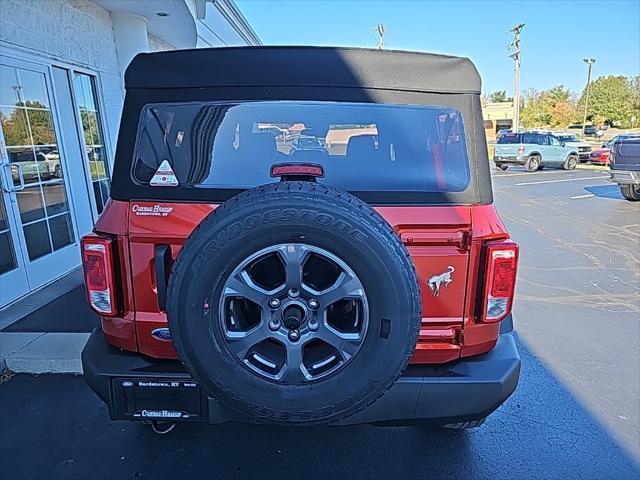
481;240;519;323
81;235;117;316
270;163;325;179
517;145;525;154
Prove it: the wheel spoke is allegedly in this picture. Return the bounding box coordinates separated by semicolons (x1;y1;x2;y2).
317;327;361;360
225;324;271;359
223;270;271;306
319;272;364;307
278;244;308;289
277;343;308;383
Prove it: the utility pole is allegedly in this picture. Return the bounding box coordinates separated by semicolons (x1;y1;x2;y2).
582;58;596;137
375;24;386;50
508;23;524;132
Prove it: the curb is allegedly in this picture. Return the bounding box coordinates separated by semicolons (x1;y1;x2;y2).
576;164;609;171
0;332;89;374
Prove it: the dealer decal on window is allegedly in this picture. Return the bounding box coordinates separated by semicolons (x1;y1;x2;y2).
150;160;179;187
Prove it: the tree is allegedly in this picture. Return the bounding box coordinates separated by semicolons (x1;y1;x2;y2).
544;85;577;127
630;75;640;128
545;85;572;105
549;101;579;127
488;90;513;103
519;85;579;128
579;75;634;127
0;101;55;146
520;89;549;127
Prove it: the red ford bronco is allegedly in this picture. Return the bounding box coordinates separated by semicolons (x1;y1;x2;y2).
81;47;520;432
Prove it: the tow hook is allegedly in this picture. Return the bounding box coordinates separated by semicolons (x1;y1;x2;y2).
150;421;177;435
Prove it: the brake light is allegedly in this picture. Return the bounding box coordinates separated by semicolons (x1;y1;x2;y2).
481;240;519;323
81;235;117;316
270;163;324;178
517;145;525;154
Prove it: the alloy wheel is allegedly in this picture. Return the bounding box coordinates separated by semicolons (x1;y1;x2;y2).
219;244;369;384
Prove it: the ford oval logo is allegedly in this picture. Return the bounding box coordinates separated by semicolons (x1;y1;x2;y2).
151;328;172;341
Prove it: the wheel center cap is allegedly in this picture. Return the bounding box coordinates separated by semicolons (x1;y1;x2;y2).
282;304;305;330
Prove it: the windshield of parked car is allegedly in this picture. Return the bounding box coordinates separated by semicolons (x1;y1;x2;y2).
133;101;471;193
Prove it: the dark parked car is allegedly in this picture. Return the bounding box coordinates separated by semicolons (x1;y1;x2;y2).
609;136;640;201
584;125;604;137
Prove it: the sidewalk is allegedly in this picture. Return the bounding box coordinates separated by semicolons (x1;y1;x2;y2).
0;269;97;374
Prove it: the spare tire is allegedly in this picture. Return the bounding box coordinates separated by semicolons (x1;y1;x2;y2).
166;181;421;425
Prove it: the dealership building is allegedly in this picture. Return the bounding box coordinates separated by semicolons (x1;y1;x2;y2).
0;0;260;309
482;101;514;141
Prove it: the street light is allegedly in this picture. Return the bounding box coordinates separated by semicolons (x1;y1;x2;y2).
582;58;596;137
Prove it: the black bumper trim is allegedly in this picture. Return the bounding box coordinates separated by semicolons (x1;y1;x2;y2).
82;328;520;426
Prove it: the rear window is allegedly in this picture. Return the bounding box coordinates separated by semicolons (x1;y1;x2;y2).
497;132;540;144
133;101;471;193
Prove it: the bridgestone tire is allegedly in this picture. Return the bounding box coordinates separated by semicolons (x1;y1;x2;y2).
166;181;421;425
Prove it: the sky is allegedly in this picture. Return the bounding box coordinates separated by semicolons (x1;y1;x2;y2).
236;0;640;96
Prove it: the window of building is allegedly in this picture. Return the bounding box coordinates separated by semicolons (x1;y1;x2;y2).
72;72;110;214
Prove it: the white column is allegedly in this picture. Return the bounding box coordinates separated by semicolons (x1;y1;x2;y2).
111;12;149;75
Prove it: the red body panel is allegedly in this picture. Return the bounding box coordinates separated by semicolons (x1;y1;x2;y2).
93;199;511;364
93;200;137;350
590;148;610;165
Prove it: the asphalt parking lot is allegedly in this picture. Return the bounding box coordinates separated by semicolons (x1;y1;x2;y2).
1;165;639;480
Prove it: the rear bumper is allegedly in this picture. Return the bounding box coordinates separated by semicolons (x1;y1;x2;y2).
610;170;640;185
494;155;527;166
82;328;521;426
590;157;608;165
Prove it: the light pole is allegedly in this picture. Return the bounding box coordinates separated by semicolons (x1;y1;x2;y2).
509;24;525;132
375;24;386;50
582;58;596;137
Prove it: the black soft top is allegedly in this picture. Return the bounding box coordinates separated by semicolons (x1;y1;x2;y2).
111;46;493;205
125;46;481;95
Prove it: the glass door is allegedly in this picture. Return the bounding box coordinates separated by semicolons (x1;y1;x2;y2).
0;173;29;306
71;71;111;218
0;57;80;306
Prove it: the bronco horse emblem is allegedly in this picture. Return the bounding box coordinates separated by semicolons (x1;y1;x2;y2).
427;266;455;296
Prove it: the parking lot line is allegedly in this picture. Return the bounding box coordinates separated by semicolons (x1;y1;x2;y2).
493;170;574;177
571;194;595;199
514;176;608;186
